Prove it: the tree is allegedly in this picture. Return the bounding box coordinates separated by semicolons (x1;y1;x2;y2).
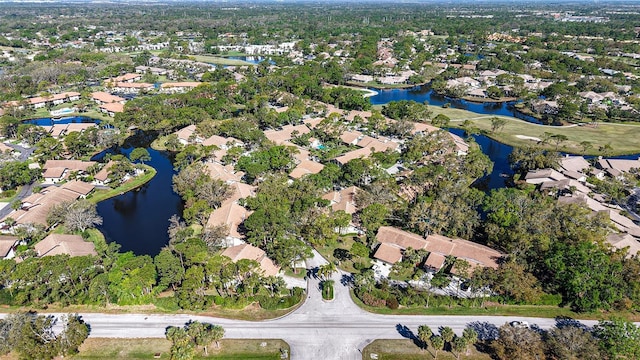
166;326;195;360
155;249;185;291
430;335;444;358
0;161;40;190
452;336;467;360
440;326;455;347
490;323;545;360
594;317;640;359
417;325;433;350
549;134;568;151
546;325;601;360
57;314;90;357
580;141;593;153
318;262;337;281
432;114;450;128
490;117;507;133
462;327;478;351
359;203;388;234
186;321;218;355
64;200;103;233
129;147;151;164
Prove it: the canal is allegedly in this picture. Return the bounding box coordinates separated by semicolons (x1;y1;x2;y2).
91;132;183;256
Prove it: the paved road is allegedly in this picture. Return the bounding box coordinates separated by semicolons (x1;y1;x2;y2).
0;250;618;360
0;143;36;219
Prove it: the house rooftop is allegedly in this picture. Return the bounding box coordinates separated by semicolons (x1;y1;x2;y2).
35;233;97;257
206;202;252;239
373;243;403;265
221;243;280;276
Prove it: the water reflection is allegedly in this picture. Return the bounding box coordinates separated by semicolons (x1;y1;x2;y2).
93;134;183;256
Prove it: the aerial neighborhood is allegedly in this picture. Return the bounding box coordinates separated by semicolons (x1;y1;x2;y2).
0;1;639;360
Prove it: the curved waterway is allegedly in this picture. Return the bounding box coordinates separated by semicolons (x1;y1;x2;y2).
91;132;183;256
369;85;543;124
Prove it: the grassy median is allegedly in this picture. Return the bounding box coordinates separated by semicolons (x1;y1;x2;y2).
362;339;491;360
67;338;289;359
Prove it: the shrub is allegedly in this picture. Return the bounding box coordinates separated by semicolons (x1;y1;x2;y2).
153;296;180;311
359;291;386;307
386;297;399;309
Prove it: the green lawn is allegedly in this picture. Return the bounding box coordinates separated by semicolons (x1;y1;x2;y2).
362;339;491;360
350;291;640;321
315;236;371;274
191;55;256;66
88;165;156;204
69;338;289;359
0;186;20;203
372;104;640;155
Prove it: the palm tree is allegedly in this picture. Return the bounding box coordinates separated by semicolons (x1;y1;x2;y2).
318;262;337;280
452;336;467;360
430;335;444;358
210;324;225;350
417;325;433;351
463;327;478;353
440;326;455;349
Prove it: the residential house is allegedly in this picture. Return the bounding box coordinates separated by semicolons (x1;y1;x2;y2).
606;233;640;258
159;82;202;94
60;180;95;198
264;124;311;145
93;161;115;186
105;73;142;85
205;161;244;183
372;226;502;278
289;159;325;179
207;202;253;246
100;102;124;117
525;168;567;185
597;157;640;177
322;186;360;214
42;160;96;184
174;124;199;145
35;233;97;257
2;186;81;227
221;243;280;277
91;92;125;105
0;235;19;259
112;82;154;94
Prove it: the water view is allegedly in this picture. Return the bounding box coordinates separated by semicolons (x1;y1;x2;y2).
369;85;543;124
92;133;183;256
25;116;100;126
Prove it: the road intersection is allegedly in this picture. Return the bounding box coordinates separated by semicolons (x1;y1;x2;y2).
0;250;605;359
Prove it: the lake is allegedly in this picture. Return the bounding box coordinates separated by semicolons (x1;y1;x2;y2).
368;85;543;124
92;132;183;256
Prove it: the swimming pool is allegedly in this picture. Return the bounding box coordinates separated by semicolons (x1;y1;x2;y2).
50;107;76;117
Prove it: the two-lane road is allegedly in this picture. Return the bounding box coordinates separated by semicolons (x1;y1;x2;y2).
0;250;614;360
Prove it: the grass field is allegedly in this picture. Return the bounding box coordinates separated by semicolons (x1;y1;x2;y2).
88;165;157;204
58;338;288;359
372;104;640;155
191;55;256;66
362;339;491;360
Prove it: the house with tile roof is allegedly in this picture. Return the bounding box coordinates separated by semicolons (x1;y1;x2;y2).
35;234;97;257
221;243;280;277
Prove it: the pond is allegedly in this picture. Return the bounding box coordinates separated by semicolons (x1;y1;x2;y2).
92;131;183;256
448;128;515;191
25;116;100;126
368;85;543;124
